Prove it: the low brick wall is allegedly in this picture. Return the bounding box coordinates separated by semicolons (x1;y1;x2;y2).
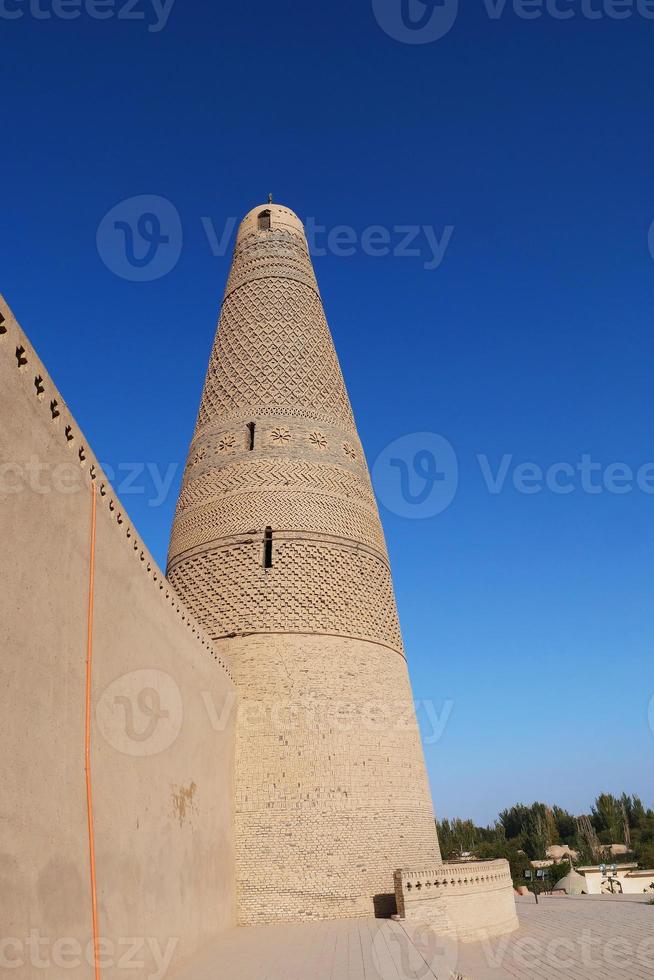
394;860;519;942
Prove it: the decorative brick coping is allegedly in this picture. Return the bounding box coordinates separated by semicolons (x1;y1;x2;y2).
394;860;519;941
395;859;512;908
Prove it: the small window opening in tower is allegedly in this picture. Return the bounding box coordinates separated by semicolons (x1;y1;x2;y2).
258;209;271;232
263;526;273;569
247;421;256;451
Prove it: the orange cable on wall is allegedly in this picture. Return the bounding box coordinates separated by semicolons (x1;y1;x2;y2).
85;482;101;980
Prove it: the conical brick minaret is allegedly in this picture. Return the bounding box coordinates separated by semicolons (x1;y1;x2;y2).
167;202;441;923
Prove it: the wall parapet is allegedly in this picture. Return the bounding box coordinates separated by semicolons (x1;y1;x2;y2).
394;860;518;942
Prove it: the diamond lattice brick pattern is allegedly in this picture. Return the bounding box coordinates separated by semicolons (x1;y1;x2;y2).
196;279;355;429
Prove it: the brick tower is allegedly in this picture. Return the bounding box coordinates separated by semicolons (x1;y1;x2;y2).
167;202;442;923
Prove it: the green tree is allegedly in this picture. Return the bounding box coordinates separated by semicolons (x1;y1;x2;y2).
498;804;530;841
498;802;558;855
436;818;479;859
437;793;654;875
473;839;531;888
591;793;624;843
553;805;576;844
622;794;647;833
522;804;556;860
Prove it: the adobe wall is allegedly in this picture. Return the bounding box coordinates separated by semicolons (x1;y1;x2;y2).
0;297;236;978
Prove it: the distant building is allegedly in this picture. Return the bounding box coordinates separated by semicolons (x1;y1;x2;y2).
552;862;654;895
546;844;579;862
552;869;587;896
578;865;654;895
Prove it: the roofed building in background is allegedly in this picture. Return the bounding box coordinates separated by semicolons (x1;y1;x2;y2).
576;865;654;895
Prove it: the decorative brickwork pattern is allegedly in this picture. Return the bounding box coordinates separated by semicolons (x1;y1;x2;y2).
167;202;442;923
224;229;319;296
171;446;384;560
184;419;367;484
169;489;386;557
396;861;514;910
175;458;377;514
196;279;354;429
168;537;402;650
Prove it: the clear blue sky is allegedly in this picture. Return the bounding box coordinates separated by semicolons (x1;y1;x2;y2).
3;0;654;825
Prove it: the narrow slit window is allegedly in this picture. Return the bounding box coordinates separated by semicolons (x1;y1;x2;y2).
247;421;256;451
263;526;273;568
258;210;271;232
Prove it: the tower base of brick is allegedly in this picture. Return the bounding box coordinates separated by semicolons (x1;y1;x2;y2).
230;634;441;923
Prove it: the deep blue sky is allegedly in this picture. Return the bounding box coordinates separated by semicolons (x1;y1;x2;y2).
3;0;654;824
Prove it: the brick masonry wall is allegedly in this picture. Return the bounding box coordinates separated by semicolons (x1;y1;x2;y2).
230;633;441;922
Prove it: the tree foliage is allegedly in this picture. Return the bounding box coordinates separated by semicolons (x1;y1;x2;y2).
436;792;654;888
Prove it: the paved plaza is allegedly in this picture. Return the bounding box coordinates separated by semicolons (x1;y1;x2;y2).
177;895;654;980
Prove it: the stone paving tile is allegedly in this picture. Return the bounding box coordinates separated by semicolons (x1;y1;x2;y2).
175;894;654;980
454;896;654;980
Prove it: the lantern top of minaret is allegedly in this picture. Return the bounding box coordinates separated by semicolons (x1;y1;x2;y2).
237;201;305;241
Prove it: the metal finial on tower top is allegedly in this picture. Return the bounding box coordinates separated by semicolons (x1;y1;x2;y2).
268;193;273;204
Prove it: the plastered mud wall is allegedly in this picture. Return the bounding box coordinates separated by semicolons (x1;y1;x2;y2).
0;297;236;978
